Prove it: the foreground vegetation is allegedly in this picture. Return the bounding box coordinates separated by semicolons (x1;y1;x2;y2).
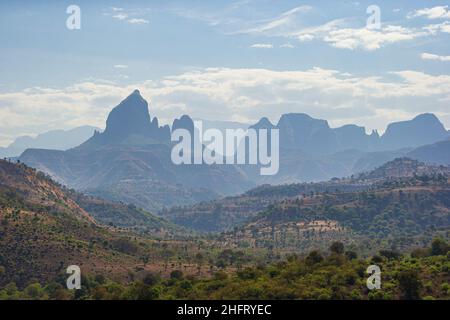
1;239;449;300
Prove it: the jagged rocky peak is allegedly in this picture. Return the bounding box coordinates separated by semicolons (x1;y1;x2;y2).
370;129;379;138
78;90;172;146
250;117;275;129
103;89;151;138
152;117;159;127
172;115;194;132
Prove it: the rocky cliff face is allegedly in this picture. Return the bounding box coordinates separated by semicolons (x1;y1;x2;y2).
380;113;449;151
104;89;151;138
83;89;170;146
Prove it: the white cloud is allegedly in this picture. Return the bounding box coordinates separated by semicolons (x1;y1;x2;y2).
424;21;450;34
235;9;424;51
280;43;294;48
170;4;446;51
1;67;450;145
297;34;314;42
241;5;312;34
113;64;128;69
112;13;128;20
107;7;150;25
421;53;450;62
173;4;442;51
234;6;336;41
127;18;149;25
250;43;273;49
324;25;426;51
409;6;450;20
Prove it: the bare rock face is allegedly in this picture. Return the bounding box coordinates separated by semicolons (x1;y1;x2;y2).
103;89;151;140
380;113;449;151
83;89;169;146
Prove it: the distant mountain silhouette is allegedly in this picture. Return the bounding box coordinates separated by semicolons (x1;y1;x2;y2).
250;117;275;130
82;90;170;147
242;112;449;184
172;114;195;133
20;90;254;211
0;125;100;158
18;90;450;210
249;112;449;155
334;125;379;152
106;89;151;136
276;113;337;154
379;113;449;150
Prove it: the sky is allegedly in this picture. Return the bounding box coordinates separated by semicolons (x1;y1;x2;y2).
0;0;450;146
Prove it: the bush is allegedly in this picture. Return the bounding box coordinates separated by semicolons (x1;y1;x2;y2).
379;249;401;260
306;250;324;265
411;248;429;258
237;268;258;280
397;269;422;300
431;238;449;256
111;238;139;255
123;282;159;300
214;271;228;281
345;251;358;260
329;242;345;255
170;270;183;280
143;272;160;286
371;255;383;264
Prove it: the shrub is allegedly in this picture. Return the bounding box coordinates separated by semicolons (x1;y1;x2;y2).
431;238;449;256
170;270;183;280
329;242;345;255
306;250;324;265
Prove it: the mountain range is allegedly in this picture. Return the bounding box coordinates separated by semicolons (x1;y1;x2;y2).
17;90;450;212
252;112;448;154
0;126;100;159
19;90;254;211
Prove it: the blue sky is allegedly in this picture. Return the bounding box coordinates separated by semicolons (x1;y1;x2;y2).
0;0;449;146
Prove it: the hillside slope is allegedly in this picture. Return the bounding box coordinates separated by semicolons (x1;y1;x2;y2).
0;160;177;286
163;159;450;239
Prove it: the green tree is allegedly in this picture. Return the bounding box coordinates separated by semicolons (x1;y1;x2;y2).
143;272;160;286
306;250;324;265
431;238;449;256
329;242;345;255
397;269;422;300
170;270;184;280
